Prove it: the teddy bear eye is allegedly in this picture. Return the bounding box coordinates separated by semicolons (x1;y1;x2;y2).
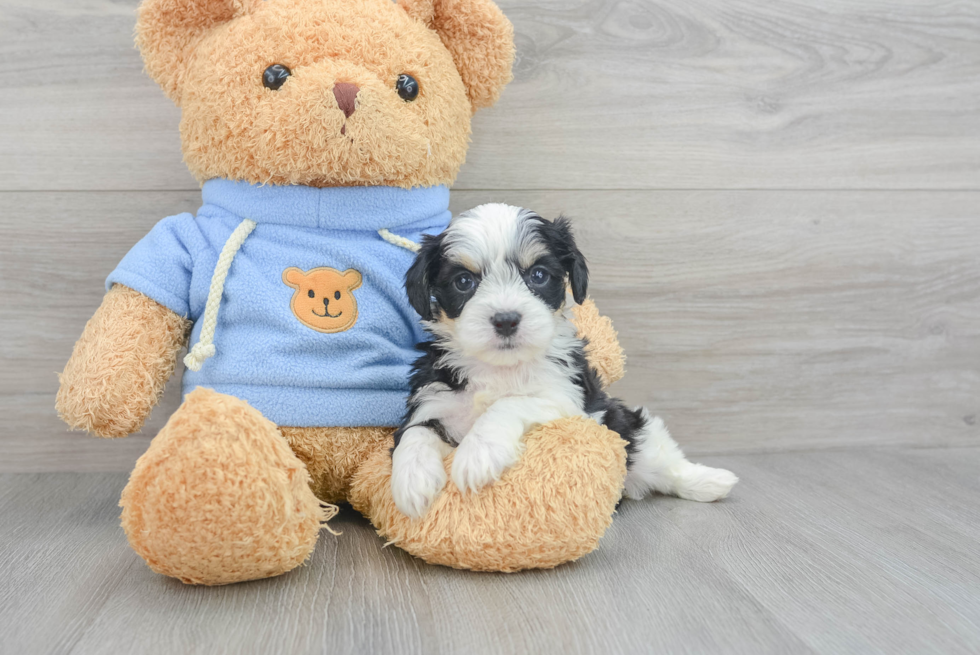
395;74;419;101
263;64;291;91
308;289;315;298
334;291;341;300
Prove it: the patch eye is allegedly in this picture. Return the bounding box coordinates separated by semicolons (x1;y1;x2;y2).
263;64;291;90
308;289;315;298
395;74;420;101
527;266;552;286
334;291;341;300
453;272;475;293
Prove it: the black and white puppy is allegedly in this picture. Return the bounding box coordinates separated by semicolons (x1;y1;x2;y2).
391;204;738;519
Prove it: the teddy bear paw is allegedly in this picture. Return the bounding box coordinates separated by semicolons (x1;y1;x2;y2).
450;430;524;494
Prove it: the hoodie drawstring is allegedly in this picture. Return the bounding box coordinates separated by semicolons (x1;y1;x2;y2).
377;228;421;253
184;218;257;371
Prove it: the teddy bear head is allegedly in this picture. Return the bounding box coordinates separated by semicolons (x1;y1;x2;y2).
136;0;514;189
283;266;363;333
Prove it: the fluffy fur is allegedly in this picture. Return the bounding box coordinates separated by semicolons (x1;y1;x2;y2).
59;0;632;583
351;416;627;572
56;285;191;438
391;205;738;518
571;298;625;387
280;425;394;502
136;0;513;188
121;388;327;585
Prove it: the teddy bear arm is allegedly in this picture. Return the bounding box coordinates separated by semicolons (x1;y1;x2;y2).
57;285;191;438
350;416;627;571
571;298;626;387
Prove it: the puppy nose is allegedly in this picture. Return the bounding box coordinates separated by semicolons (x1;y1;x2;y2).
333;83;359;118
491;312;521;337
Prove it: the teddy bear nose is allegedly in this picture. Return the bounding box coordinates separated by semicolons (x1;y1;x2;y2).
333;83;359;118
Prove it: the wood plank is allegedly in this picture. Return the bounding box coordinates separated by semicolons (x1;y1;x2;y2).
0;191;203;397
0;470;809;655
0;393;175;474
3;448;980;653
659;447;980;654
0;474;144;653
2;189;977;470
2;0;979;191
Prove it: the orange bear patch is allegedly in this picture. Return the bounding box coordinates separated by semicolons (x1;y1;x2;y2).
283;267;363;334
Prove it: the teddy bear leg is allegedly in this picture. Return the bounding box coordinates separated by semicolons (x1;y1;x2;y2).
120;388;327;585
349;416;628;572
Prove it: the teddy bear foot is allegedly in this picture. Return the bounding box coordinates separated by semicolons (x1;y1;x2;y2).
120;387;327;585
349;416;628;572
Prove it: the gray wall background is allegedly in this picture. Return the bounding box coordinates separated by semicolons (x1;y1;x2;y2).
2;0;978;471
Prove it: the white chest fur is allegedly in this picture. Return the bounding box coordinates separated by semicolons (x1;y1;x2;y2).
414;354;586;444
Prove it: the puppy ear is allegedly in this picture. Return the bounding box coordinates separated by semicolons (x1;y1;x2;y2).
399;0;515;111
551;216;590;305
405;233;445;321
136;0;260;104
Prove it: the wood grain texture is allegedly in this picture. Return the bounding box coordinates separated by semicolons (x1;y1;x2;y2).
2;189;977;471
3;1;978;650
1;0;979;191
2;448;979;654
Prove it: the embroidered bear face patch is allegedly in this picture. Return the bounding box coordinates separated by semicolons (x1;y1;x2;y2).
283;267;362;333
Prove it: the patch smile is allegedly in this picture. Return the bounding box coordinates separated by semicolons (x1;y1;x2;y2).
311;307;343;318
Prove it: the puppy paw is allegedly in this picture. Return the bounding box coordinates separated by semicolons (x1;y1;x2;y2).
391;442;448;519
451;433;523;494
675;464;739;503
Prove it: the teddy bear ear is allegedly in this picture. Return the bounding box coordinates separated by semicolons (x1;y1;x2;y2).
342;269;363;290
282;267;305;289
136;0;261;103
399;0;515;111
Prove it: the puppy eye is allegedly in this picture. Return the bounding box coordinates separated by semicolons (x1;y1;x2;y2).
395;74;420;101
453;272;475;292
528;266;551;286
263;64;291;90
308;289;315;298
334;291;341;300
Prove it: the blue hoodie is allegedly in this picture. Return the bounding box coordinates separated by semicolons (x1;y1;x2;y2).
107;179;450;427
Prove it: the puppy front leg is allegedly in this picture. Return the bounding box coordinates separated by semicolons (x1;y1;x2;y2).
451;397;563;494
391;425;454;519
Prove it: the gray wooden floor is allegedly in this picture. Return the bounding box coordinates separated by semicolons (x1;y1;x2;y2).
2;0;979;653
3;447;980;654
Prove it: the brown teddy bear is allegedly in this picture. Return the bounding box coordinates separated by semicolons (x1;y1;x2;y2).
56;0;629;585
